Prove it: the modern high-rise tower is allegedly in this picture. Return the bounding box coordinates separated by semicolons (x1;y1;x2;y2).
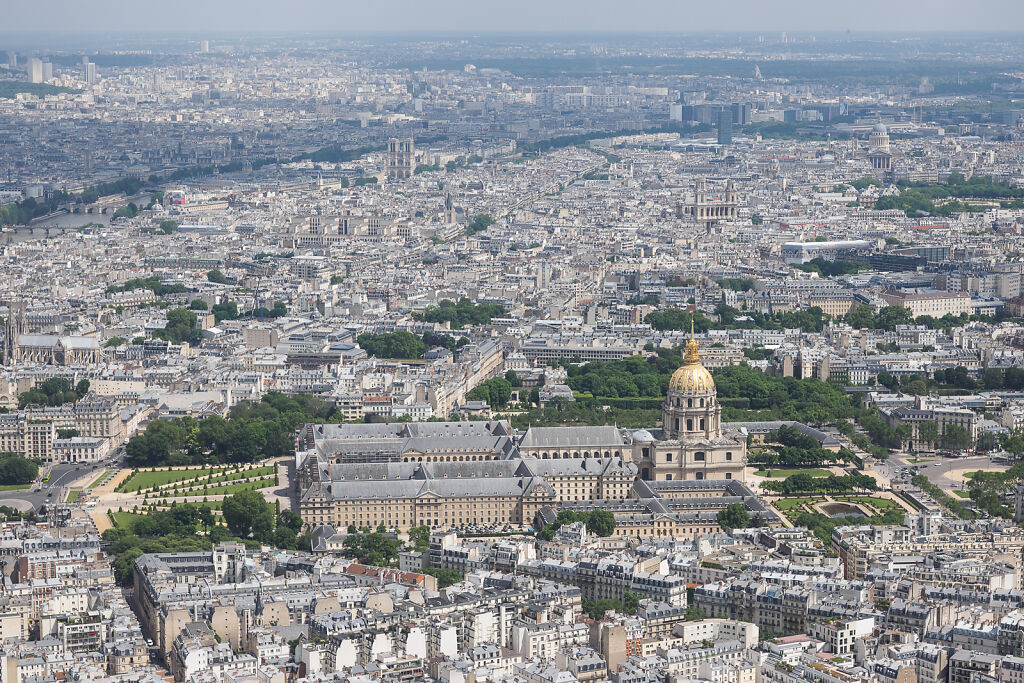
27;58;43;84
717;109;733;145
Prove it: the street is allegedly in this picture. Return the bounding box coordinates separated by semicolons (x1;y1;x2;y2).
0;451;124;513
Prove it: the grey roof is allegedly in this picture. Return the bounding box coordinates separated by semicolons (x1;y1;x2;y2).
326;459;524;482
328;476;552;500
16;334;98;349
727;420;842;447
311;420;517;459
525;456;637;478
519;425;625;449
17;334;59;347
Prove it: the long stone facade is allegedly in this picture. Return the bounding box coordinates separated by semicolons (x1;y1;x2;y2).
296;336;747;532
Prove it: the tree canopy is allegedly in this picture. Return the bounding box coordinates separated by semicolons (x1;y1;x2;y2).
153;307;202;345
101;498;310;585
465;213;495;235
536;509;616;541
357;331;427;359
795;258;870;277
125;392;342;467
0;453;39;484
105;276;187;297
420;298;507;329
222;489;275;541
18;377;90;408
466;377;514;407
717;503;751;531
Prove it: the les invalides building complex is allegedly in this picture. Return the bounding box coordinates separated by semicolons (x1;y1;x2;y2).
296;330;752;536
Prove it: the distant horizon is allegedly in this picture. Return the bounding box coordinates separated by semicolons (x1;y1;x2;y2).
3;28;1024;56
2;0;1024;37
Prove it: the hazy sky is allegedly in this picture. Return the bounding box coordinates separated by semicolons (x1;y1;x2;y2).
4;0;1024;34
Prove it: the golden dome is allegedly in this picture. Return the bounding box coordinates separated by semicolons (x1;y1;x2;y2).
667;329;715;395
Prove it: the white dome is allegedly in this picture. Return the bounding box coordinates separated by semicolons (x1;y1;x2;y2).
631;429;656;443
873;123;888;133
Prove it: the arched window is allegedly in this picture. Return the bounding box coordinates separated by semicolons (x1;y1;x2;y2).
686;419;693;431
700;418;706;430
700;398;705;407
687;398;693;408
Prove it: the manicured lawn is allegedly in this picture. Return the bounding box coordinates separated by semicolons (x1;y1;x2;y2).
160;477;277;498
755;469;832;479
119;467;226;492
0;483;30;491
121;465;276;493
774;497;821;511
87;471;109;488
67;490;81;502
149;466;276;493
953;490;971;498
110;511;146;530
836;496;899;512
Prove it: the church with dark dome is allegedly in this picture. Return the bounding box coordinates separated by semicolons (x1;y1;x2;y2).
630;326;747;483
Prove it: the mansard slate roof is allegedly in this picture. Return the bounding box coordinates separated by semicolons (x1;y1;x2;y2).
518;425;626;449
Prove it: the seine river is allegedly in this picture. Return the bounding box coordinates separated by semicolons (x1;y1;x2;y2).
2;213;111;243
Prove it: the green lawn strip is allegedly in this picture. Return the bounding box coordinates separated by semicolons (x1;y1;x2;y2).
833;496;899;513
149;465;276;493
159;478;276;498
773;496;820;511
154;473;277;497
156;500;224;510
0;483;30;491
119;466;232;492
953;490;971;498
110;511;146;531
129;499;226;514
87;471;109;488
754;469;832;478
67;490;81;502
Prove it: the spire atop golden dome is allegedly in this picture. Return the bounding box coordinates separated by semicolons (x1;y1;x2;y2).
684;313;699;364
